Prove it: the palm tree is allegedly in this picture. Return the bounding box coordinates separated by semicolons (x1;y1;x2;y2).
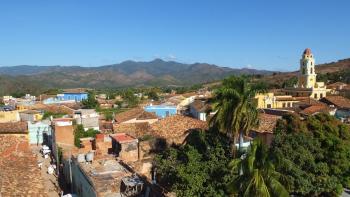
228;140;289;197
210;76;265;155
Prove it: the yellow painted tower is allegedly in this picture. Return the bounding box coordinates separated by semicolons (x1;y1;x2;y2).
298;48;316;88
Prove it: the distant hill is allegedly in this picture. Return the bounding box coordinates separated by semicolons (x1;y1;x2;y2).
261;58;350;87
0;59;272;95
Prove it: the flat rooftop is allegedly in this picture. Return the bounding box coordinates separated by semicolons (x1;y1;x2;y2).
78;157;132;196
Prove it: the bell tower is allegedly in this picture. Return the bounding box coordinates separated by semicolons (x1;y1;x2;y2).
298;48;316;88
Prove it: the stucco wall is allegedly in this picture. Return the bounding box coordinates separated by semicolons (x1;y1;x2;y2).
0;111;20;123
28;121;52;145
55;125;74;147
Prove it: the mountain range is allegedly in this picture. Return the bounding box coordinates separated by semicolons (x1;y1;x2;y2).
0;59;272;95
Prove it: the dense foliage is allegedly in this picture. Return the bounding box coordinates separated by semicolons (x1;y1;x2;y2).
120;90;139;107
282;76;298;88
42;111;67;120
271;113;350;196
10;91;26;98
317;69;350;84
82;92;98;109
146;89;160;101
155;130;233;197
74;125;99;147
42;88;62;95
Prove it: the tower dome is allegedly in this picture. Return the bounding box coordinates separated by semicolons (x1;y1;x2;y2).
303;48;312;55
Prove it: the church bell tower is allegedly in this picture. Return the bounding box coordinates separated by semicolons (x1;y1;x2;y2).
298;48;316;88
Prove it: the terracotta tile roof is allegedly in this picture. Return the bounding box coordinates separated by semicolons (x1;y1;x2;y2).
151;115;208;144
115;108;158;123
19;109;41;114
190;99;210;112
62;88;89;93
114;122;153;138
137;111;158;120
300;105;330;116
111;133;137;143
275;97;300;101
60;102;82;110
0;122;28;134
327;82;348;89
252;113;281;133
0;135;47;196
295;97;326;106
31;103;75;115
114;115;208;144
320;96;350;109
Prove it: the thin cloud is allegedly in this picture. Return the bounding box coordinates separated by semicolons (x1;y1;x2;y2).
167;54;176;60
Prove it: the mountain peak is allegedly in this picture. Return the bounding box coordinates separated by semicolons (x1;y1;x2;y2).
151;58;166;63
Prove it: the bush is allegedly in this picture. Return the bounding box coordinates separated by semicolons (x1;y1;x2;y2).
42;111;67;120
74;125;99;148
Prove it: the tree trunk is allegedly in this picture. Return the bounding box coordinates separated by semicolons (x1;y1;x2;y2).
230;133;237;158
238;130;244;176
239;130;244;155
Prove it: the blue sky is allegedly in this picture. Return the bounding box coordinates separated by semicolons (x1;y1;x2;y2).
0;0;349;71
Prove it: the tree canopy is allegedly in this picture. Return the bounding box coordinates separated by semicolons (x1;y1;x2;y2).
154;130;233;197
271;113;350;196
81;92;98;109
210;76;266;154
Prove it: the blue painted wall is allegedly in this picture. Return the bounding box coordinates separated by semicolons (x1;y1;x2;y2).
28;121;52;145
144;105;177;118
63;159;96;197
57;93;88;102
335;109;350;119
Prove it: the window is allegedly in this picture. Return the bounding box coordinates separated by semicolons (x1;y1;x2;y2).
302;67;306;74
282;103;286;108
320;93;323;98
267;104;272;108
314;94;318;99
311;68;313;74
287;103;291;107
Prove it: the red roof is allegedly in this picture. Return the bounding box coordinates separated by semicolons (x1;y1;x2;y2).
321;96;350;109
0;122;28;134
111;133;137;143
300;105;330;116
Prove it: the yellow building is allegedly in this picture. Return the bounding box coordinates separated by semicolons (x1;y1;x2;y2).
284;48;329;100
255;93;299;109
0;110;21;123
